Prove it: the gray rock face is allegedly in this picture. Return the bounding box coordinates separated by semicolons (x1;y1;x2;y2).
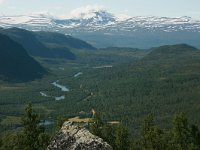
47;121;112;150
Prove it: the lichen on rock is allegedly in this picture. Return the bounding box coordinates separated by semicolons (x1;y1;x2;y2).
47;121;112;150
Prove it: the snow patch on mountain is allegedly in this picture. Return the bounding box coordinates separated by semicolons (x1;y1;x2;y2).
0;12;55;27
0;6;200;33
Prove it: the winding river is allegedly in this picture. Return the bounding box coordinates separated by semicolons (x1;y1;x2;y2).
55;95;65;101
51;80;69;92
74;72;83;78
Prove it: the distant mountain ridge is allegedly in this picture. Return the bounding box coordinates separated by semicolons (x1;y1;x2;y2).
1;9;200;48
1;12;200;32
0;33;47;82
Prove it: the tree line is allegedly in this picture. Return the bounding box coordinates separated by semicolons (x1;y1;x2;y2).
0;104;200;150
89;112;200;150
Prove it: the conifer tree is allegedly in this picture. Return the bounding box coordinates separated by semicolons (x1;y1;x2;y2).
19;103;50;150
170;113;200;150
133;114;166;150
115;124;129;150
101;124;116;149
89;111;104;137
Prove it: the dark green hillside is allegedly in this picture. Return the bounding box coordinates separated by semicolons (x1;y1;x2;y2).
0;33;47;81
0;28;76;59
0;46;149;135
75;44;200;133
145;44;199;61
35;31;96;50
0;28;50;57
1;43;200;138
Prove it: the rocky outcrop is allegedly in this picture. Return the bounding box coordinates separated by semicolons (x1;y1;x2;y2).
47;121;112;150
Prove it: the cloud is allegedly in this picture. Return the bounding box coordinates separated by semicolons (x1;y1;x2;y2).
117;14;131;21
66;5;131;21
0;0;6;4
69;5;106;19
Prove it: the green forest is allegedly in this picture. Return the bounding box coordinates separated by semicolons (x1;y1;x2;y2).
0;104;199;150
0;43;200;149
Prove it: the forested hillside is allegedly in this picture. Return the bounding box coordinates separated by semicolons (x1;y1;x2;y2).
35;31;96;50
75;44;200;133
0;43;200;148
0;28;93;59
0;33;47;82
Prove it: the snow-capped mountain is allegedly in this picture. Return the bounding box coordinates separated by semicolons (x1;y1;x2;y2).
1;8;200;32
1;6;200;48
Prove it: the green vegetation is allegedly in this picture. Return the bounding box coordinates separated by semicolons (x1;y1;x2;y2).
0;28;96;59
70;44;200;136
89;112;129;150
89;112;200;150
131;113;200;150
1;43;200;134
0;28;52;58
0;103;50;150
1;116;21;126
35;31;96;50
0;100;199;150
0;33;47;82
0;40;200;150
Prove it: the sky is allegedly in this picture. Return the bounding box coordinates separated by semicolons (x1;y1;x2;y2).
0;0;200;19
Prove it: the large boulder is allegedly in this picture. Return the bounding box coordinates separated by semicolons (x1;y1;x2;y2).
47;121;112;150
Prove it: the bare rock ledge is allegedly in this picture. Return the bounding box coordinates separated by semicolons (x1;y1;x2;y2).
47;121;113;150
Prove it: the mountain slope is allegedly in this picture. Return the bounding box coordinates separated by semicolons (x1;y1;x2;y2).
143;44;200;63
35;31;96;50
75;44;200;133
0;28;77;59
0;28;51;57
0;33;47;81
